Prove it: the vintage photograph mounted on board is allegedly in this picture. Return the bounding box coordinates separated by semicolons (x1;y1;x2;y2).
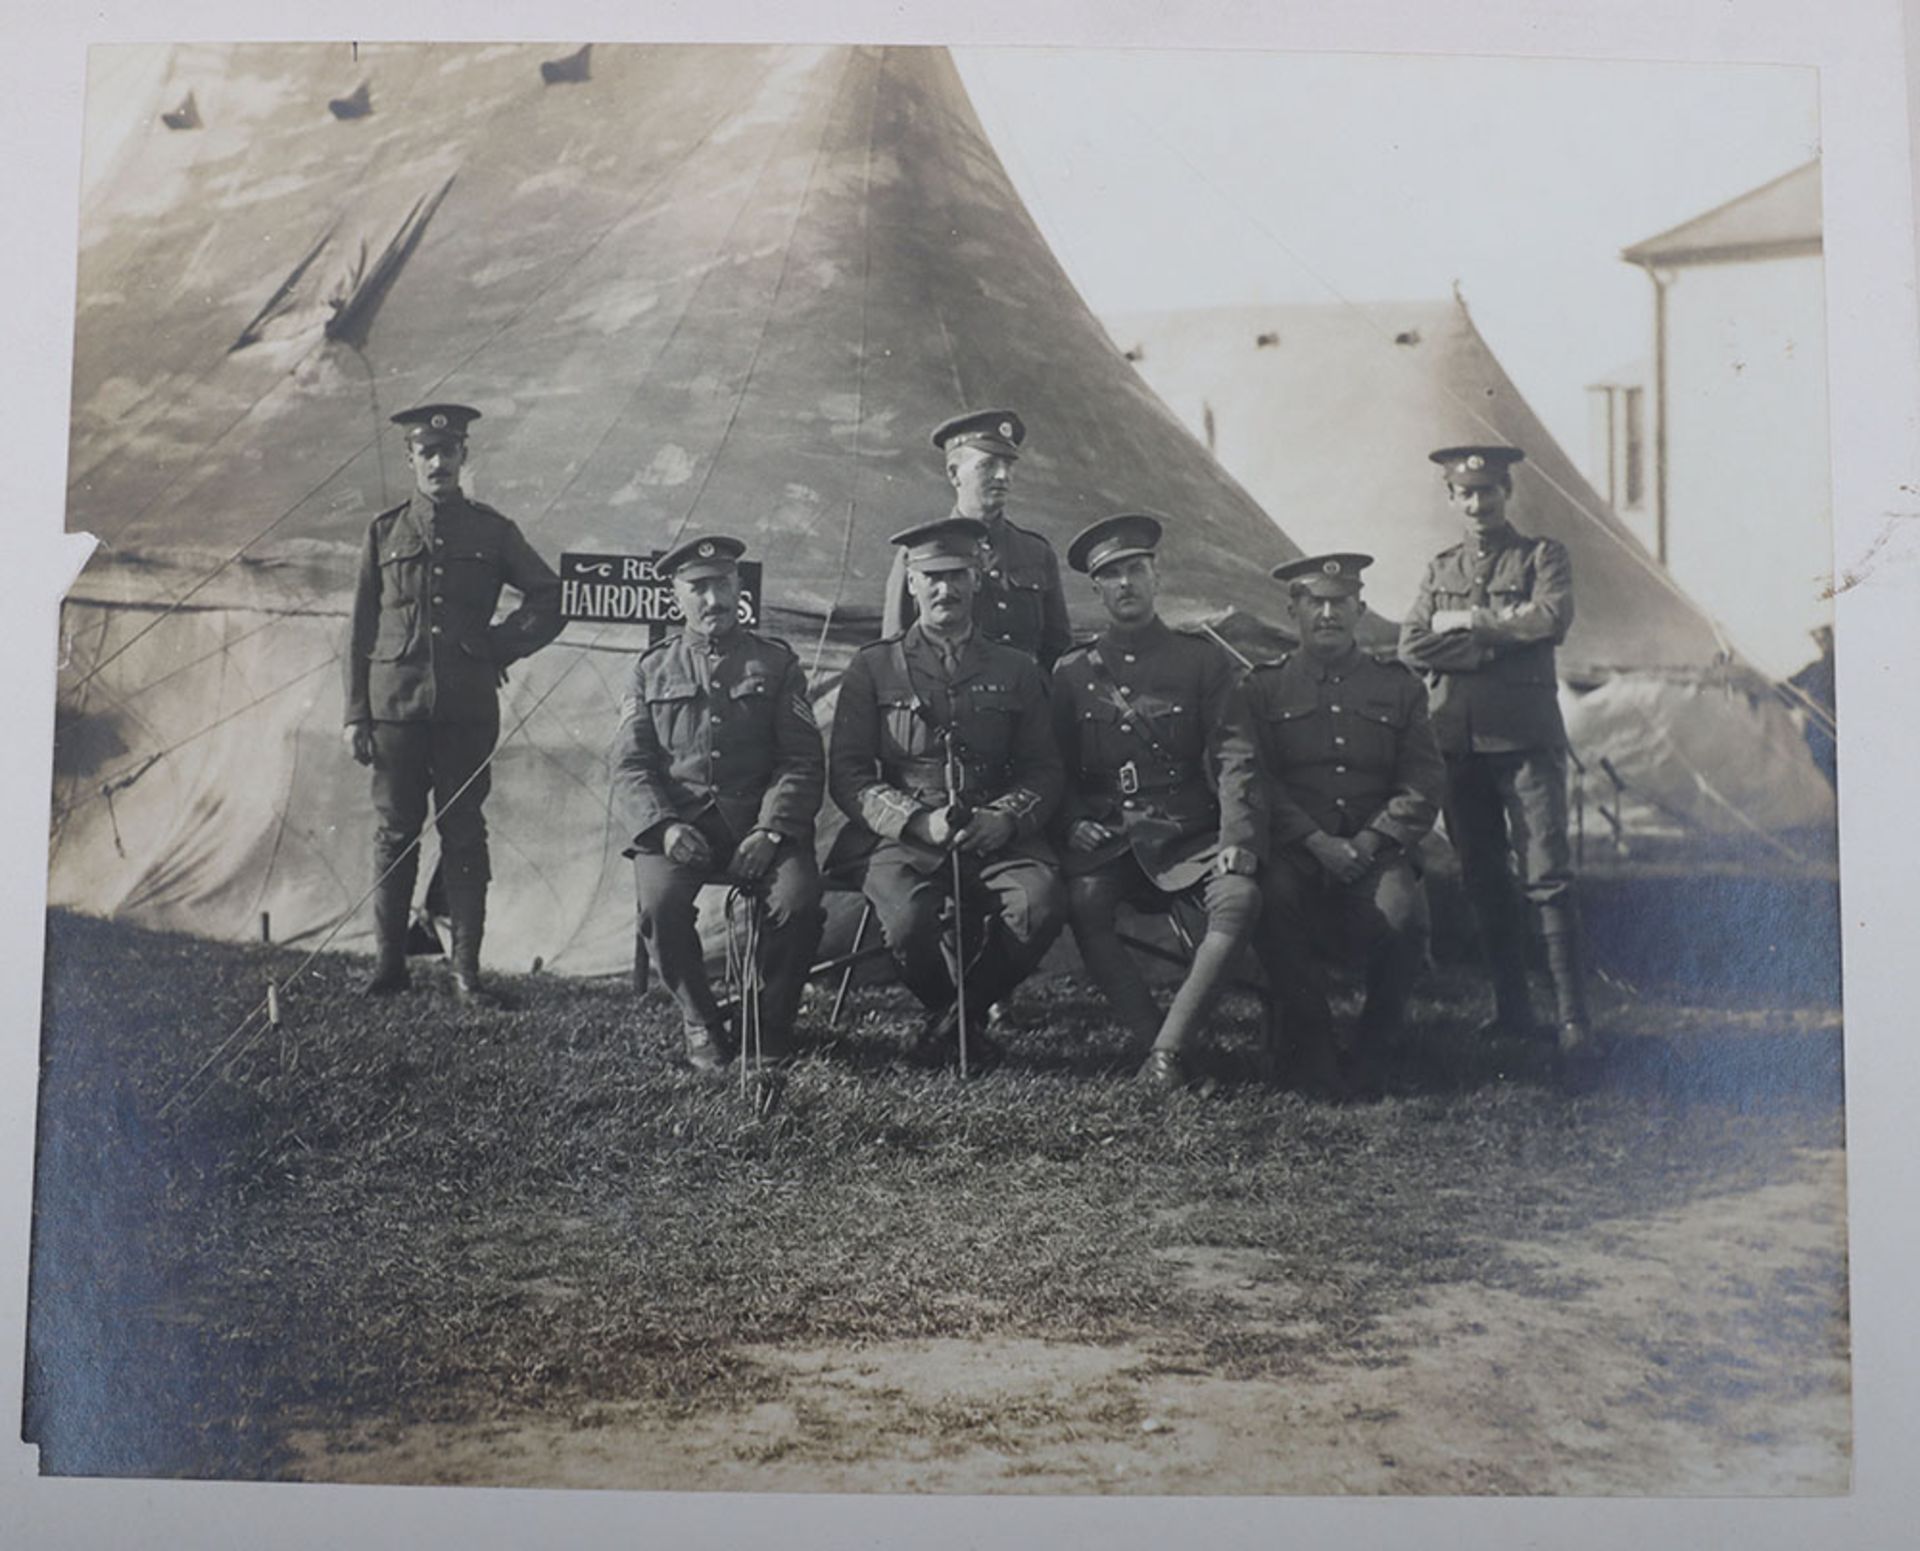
27;39;1845;1492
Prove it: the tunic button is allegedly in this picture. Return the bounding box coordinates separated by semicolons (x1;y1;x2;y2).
1123;799;1137;809
1330;704;1342;713
996;600;1008;610
433;566;444;576
1122;654;1135;663
435;538;445;548
1336;764;1347;774
1334;736;1346;746
710;714;723;725
432;595;444;605
1121;721;1134;733
431;625;442;635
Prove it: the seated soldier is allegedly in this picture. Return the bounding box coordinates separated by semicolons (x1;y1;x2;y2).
1051;514;1263;1091
1247;554;1446;1099
828;517;1067;1070
610;535;825;1072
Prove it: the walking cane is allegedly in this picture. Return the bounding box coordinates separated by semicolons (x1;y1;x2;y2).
736;888;760;1101
942;728;975;1078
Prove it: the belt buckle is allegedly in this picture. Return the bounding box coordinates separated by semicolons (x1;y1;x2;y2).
1118;760;1140;796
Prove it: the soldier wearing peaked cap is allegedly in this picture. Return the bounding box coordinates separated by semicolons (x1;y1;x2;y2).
1249;554;1445;1098
610;535;826;1073
1051;513;1265;1092
830;516;1067;1069
1399;445;1600;1069
343;403;563;1002
880;409;1073;670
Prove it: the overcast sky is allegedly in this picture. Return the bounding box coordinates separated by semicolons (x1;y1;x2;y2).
956;47;1821;463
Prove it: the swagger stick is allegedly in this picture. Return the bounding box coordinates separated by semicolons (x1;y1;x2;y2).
942;727;975;1079
726;883;767;1104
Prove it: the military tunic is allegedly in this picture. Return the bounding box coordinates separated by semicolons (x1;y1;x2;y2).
1051;619;1263;887
1248;647;1443;852
1247;645;1445;1062
828;624;1067;1011
1051;617;1265;1048
881;511;1072;669
345;492;563;726
1399;522;1583;1026
612;629;823;849
1398;526;1572;755
611;627;825;1043
343;491;562;889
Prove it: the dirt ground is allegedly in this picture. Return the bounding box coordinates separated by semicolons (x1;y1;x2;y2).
286;1148;1849;1496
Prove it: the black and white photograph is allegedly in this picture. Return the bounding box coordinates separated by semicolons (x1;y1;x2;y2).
4;1;1917;1543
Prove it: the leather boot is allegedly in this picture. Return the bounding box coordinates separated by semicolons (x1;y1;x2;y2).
445;883;498;1006
1468;873;1538;1040
1474;949;1537;1042
361;852;415;995
1543;925;1599;1062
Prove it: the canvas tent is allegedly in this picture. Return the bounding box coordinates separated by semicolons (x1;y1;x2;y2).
52;42;1314;978
1106;301;1836;844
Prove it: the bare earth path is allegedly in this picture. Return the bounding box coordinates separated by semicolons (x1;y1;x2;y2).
289;1150;1848;1495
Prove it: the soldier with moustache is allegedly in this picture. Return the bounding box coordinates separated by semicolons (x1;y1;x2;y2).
342;403;563;1002
831;516;1067;1069
1050;514;1264;1091
1249;554;1445;1098
610;535;825;1073
1399;445;1598;1067
881;410;1073;670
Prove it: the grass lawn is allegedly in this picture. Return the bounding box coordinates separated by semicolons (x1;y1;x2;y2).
24;910;1846;1486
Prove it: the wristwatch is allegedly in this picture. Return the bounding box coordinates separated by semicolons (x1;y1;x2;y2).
1216;846;1259;877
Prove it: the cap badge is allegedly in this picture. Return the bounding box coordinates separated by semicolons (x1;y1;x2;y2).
998;421;1014;438
697;541;715;558
1322;559;1341;575
1466;454;1485;470
430;413;448;430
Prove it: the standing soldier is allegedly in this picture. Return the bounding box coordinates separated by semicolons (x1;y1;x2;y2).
1051;514;1264;1091
831;517;1067;1068
1250;554;1445;1098
610;536;825;1073
881;410;1072;670
342;404;563;1002
1399;445;1598;1065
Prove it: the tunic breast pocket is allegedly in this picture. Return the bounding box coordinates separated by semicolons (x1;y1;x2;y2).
1076;696;1125;761
377;538;427;608
441;543;503;614
962;685;1021;759
1255;699;1319;764
1351;698;1407;762
986;571;1045;637
1126;692;1199;757
879;696;925;758
728;676;777;735
644;679;702;751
